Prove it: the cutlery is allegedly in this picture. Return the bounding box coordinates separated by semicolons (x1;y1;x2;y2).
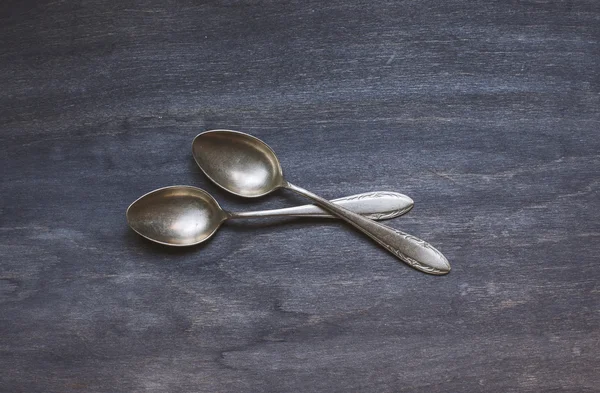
192;130;450;274
127;186;413;246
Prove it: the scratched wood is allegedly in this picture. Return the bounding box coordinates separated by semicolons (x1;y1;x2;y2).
1;0;599;392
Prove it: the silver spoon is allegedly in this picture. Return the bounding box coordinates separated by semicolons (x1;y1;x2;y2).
127;186;414;246
192;130;450;275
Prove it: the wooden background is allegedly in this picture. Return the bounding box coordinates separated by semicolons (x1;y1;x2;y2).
1;1;598;392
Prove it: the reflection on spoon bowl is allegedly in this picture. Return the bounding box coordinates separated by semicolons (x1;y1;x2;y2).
127;186;225;246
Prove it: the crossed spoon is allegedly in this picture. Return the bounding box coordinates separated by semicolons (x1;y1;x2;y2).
127;186;413;246
190;130;449;274
127;130;450;275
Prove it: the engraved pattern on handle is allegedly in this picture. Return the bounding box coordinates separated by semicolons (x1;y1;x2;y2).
331;191;413;220
284;182;450;275
229;191;413;220
379;228;449;275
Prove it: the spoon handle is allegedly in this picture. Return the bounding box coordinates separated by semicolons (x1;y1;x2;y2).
284;183;450;275
229;191;413;220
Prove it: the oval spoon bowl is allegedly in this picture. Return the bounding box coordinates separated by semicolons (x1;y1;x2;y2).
192;129;284;197
126;186;226;246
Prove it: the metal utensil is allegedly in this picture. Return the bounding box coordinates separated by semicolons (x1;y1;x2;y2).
192;130;450;275
127;186;414;246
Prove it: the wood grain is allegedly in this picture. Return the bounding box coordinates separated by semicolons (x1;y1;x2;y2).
1;0;599;392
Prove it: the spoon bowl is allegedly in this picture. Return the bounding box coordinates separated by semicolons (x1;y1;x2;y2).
127;186;226;246
192;130;284;197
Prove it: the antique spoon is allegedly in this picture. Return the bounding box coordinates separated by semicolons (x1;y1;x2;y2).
127;186;414;246
192;130;450;275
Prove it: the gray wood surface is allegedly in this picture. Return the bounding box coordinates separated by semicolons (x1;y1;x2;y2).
1;1;599;392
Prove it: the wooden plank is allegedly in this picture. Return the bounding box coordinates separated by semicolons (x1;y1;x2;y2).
1;0;598;391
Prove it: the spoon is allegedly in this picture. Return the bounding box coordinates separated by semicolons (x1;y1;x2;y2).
127;186;414;246
192;130;450;275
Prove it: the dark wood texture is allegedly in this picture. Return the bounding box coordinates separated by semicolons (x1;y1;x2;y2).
1;1;599;392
